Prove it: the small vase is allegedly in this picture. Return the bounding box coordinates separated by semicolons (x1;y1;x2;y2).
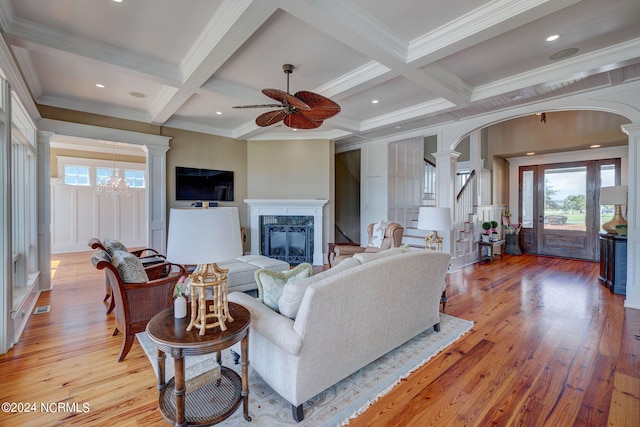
481;234;490;242
174;295;187;319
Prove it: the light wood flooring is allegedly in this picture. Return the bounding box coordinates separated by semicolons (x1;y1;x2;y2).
0;252;638;426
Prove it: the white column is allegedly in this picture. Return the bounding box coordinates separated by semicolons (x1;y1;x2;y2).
621;123;640;310
0;79;10;353
143;144;170;255
37;131;53;291
433;150;460;254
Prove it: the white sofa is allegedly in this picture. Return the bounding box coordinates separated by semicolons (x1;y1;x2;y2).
228;248;451;422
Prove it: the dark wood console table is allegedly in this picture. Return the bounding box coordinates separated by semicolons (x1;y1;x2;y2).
598;233;627;295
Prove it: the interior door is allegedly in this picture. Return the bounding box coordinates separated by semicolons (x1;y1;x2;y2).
519;160;620;261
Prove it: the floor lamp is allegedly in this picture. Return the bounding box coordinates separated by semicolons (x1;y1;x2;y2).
166;207;243;335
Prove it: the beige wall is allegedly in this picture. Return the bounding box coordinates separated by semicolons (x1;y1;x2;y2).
247;139;331;199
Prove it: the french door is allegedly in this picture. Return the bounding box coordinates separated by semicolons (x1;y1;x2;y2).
519;159;620;260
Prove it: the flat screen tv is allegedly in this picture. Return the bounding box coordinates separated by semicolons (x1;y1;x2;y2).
175;166;234;201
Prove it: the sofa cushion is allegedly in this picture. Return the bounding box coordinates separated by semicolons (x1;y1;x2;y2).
103;238;128;256
255;263;313;312
234;255;290;270
216;260;259;287
112;250;149;283
278;257;361;319
353;247;405;264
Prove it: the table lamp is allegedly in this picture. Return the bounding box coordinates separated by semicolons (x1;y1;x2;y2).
166;207;243;335
417;207;451;251
600;185;627;234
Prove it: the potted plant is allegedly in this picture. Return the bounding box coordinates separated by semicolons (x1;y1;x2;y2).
481;222;491;242
490;220;499;241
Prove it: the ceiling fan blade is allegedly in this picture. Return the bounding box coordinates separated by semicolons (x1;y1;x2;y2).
262;88;310;111
294;91;341;120
232;104;282;109
255;110;288;127
284;111;322;129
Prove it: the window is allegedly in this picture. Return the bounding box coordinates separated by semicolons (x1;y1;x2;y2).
124;170;145;188
96;167;113;185
64;166;90;185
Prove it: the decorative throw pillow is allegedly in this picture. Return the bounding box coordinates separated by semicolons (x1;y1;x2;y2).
112;250;149;283
255;263;313;312
103;238;128;256
368;221;390;248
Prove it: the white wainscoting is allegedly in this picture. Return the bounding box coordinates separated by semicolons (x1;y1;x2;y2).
51;180;146;253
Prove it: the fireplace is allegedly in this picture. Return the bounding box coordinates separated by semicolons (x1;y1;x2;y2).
264;224;311;265
244;199;328;266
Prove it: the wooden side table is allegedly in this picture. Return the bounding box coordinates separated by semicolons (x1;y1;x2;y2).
478;240;505;264
146;302;251;426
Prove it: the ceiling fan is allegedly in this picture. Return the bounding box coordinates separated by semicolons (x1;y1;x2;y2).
233;64;340;129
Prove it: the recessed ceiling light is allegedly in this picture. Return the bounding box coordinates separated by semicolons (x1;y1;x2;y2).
216;111;222;115
394;126;401;129
549;47;579;61
292;128;298;132
113;0;123;3
526;152;535;156
590;144;601;148
96;83;105;88
129;91;146;98
371;99;379;104
546;34;560;42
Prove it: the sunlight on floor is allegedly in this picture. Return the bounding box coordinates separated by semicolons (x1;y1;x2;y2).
50;259;60;280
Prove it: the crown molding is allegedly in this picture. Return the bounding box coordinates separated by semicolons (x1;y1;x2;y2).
473;38;640;101
5;17;182;85
180;0;254;79
360;98;456;131
314;61;391;99
305;0;407;61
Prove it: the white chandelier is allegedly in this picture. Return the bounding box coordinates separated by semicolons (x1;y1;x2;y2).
97;174;131;199
97;151;132;199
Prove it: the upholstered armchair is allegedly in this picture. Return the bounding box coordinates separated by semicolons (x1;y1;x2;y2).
91;249;186;362
329;222;404;267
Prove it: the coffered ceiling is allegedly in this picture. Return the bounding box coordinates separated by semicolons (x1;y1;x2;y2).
1;0;639;146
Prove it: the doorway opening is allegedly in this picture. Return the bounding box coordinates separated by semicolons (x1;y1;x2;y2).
335;150;361;244
519;159;620;260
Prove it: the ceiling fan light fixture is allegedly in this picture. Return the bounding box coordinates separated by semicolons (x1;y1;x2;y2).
233;64;340;129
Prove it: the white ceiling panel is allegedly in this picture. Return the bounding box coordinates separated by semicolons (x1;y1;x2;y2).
0;0;638;143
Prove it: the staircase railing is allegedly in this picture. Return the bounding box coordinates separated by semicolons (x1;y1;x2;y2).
454;169;477;258
335;224;356;243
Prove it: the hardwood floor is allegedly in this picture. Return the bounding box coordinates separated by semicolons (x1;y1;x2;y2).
1;252;638;426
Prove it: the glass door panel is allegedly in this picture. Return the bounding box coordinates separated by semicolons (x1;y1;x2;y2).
543;166;587;231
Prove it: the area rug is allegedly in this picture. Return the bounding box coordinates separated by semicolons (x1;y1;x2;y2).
137;313;473;426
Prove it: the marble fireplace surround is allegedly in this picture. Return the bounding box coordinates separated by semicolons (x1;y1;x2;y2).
244;199;328;266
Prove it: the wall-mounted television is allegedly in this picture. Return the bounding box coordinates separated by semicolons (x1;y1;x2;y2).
175;166;234;201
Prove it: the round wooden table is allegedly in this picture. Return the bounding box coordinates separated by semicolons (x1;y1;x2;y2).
146;302;251;426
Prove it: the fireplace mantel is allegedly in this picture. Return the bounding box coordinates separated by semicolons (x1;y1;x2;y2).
244;199;328;265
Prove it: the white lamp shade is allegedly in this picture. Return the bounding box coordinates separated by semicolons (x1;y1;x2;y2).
166;207;243;265
417;207;451;231
600;186;627;205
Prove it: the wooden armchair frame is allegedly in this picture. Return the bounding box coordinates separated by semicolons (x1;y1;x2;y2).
91;250;186;362
88;238;167;313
